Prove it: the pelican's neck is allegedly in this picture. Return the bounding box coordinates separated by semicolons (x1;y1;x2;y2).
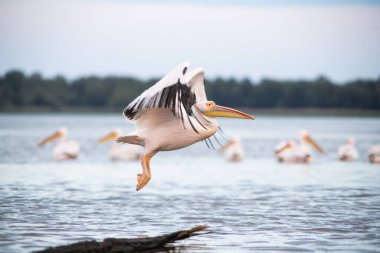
298;138;312;153
299;136;307;145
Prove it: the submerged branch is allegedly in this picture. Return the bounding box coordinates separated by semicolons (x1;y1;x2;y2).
33;225;210;253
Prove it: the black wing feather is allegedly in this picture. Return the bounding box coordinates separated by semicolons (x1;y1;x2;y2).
123;80;197;124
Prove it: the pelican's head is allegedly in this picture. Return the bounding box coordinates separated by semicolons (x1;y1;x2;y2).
196;101;254;120
300;130;324;154
38;127;67;146
98;128;122;143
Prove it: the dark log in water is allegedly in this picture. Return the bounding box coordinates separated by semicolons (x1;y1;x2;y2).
33;225;209;253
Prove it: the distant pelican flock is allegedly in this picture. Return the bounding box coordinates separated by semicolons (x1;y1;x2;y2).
37;126;379;165
98;128;142;161
275;130;324;164
117;62;254;191
38;128;80;160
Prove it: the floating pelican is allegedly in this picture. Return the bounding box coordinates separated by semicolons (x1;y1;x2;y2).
275;130;324;163
368;145;380;164
38;128;80;160
338;138;359;161
275;140;293;161
117;62;254;191
98;128;142;161
220;137;244;162
274;140;300;163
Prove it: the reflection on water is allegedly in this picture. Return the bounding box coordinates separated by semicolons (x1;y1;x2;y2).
0;114;380;252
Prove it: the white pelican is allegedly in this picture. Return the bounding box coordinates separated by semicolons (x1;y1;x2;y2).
368;145;380;164
38;128;80;160
98;128;142;161
275;130;324;163
274;140;300;163
117;62;254;191
338;138;359;161
275;140;291;160
220;137;244;162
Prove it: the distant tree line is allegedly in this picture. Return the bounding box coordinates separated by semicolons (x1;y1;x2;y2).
1;70;379;111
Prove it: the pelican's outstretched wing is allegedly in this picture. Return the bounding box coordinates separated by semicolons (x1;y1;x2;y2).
185;67;207;103
123;62;206;123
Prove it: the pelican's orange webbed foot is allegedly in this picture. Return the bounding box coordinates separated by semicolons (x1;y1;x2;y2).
136;153;154;191
136;173;151;191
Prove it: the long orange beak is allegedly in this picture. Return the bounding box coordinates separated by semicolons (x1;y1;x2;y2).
38;132;62;146
203;105;255;120
98;132;118;143
304;135;324;154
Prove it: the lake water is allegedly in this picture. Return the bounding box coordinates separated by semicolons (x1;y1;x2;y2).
1;113;380;253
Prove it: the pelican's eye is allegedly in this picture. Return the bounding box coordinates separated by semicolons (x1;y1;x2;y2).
205;101;215;109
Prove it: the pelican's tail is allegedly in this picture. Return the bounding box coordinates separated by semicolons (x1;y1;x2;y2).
116;135;144;146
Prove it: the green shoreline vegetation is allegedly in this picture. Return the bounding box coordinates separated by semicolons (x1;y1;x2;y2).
1;70;379;116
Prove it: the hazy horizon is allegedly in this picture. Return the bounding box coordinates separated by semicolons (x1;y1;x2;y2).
1;0;380;82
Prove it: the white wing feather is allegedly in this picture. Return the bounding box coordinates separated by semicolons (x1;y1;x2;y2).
185;67;207;102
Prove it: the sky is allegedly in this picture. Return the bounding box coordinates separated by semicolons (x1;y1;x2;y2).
0;0;380;82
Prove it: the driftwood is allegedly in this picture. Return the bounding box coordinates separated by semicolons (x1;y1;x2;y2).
34;225;209;253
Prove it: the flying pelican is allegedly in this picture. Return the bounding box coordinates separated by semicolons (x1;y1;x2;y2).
338;138;359;162
368;145;380;164
117;62;254;191
98;128;142;161
220;137;244;162
275;130;324;163
38;128;80;160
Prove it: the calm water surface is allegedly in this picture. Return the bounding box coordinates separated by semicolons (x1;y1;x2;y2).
0;113;380;252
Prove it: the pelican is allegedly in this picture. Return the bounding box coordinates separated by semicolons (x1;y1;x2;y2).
275;130;324;163
274;140;300;163
368;145;380;164
98;128;142;161
338;138;359;161
38;128;80;160
275;140;291;161
220;137;244;162
117;62;254;191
